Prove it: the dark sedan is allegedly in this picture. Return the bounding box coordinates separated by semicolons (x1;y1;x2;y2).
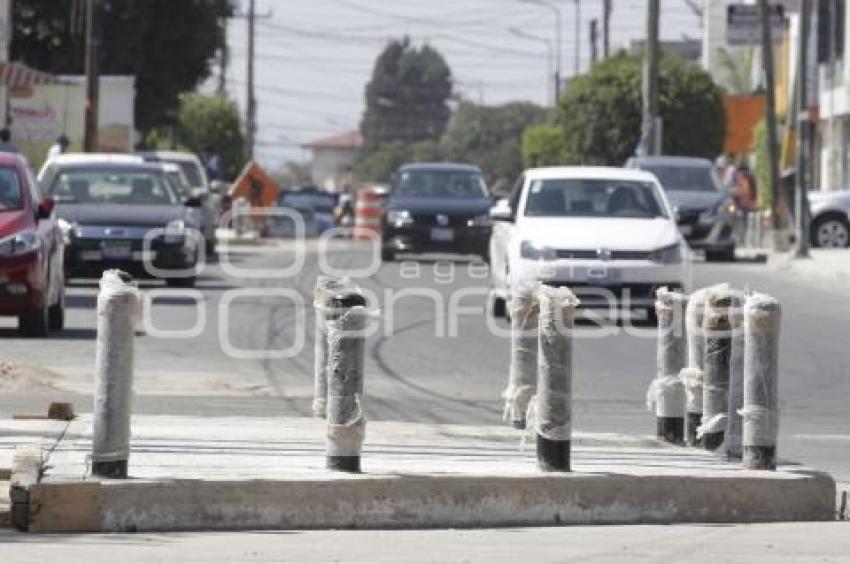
381;163;493;262
38;155;203;287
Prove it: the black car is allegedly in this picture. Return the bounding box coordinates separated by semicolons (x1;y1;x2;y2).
381;163;492;262
38;157;203;287
626;156;736;261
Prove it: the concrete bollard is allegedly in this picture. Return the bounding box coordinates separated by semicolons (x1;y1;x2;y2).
700;284;733;451
502;288;539;429
647;288;687;444
742;293;781;470
325;291;368;473
726;290;746;460
683;288;707;446
312;276;353;418
534;284;578;472
91;270;141;479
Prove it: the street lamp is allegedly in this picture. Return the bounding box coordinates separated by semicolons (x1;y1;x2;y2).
509;27;556;106
519;0;562;101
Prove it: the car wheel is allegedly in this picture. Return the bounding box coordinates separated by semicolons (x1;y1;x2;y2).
381;248;395;262
166;276;196;288
705;246;735;262
19;299;49;337
811;215;850;248
48;288;65;331
206;236;217;256
491;295;506;318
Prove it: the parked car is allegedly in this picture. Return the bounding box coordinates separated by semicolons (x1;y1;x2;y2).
0;152;65;336
381;163;493;261
138;151;218;253
159;162;218;253
807;189;850;248
263;206;319;239
488;167;690;323
626;156;736;261
37;154;202;287
278;186;338;234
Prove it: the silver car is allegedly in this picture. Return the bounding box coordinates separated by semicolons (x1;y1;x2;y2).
809;190;850;248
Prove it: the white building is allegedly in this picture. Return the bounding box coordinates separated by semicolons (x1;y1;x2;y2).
303;130;363;192
817;2;850;188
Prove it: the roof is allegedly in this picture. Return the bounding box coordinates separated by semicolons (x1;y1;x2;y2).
524;166;659;183
627;156;714;168
138;150;203;164
303;130;363;150
398;162;483;173
45;153;144;166
0;62;65;88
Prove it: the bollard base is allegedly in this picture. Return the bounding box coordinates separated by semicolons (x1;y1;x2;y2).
536;436;570;472
656;416;684;445
743;445;776;470
702;431;724;451
92;459;128;479
327;455;361;473
511;419;526;430
686;412;702;447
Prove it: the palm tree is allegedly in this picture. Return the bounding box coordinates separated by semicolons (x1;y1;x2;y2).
715;47;757;94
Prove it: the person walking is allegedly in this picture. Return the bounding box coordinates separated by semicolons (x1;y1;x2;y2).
47;134;70;161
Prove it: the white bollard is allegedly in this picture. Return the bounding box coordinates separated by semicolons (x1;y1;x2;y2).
502;288;539;429
647;287;687;444
312;276;353;418
726;290;746;460
700;284;734;451
91;270;141;478
683;287;708;446
742;293;781;470
534;284;578;472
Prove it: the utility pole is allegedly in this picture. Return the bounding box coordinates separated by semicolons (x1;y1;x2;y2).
795;0;812;258
637;0;660;157
574;0;581;75
83;0;100;153
590;19;598;64
245;0;256;161
217;15;229;95
758;0;783;245
602;0;612;59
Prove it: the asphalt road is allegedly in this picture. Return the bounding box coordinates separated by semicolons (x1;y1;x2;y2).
1;241;849;481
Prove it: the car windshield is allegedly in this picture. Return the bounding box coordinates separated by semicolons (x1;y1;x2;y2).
394;170;488;198
524;178;668;219
158;159;204;189
48;167;179;205
641;164;720;192
167;171;192;198
0;167;24;211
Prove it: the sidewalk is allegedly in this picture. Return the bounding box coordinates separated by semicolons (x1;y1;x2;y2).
769;248;850;284
1;415;835;533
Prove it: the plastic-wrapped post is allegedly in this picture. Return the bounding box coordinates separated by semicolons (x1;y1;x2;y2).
700;285;733;451
92;270;141;478
726;291;745;460
535;284;578;472
683;288;707;446
742;293;781;470
502;287;539;429
312;276;351;418
647;288;687;444
325;291;368;473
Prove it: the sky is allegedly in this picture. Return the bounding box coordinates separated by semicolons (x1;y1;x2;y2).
211;0;703;170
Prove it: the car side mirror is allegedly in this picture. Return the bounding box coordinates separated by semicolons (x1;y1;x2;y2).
37;196;55;220
490;198;513;222
185;196;203;208
192;187;210;200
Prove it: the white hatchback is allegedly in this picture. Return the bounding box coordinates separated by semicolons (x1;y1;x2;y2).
488;167;691;322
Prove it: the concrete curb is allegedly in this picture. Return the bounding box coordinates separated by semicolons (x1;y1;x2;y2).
24;469;835;533
9;444;43;531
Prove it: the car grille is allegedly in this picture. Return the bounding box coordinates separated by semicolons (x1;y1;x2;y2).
554;249;651;260
411;213;472;227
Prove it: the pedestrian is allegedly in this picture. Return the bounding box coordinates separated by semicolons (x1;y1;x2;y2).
0;128;19;153
47;134;70;161
734;161;758;212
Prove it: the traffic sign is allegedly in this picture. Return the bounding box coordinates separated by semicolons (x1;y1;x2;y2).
726;4;786;46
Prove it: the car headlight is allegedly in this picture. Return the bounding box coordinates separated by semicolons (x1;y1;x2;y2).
468;213;492;227
649;243;684;264
164;219;186;243
520;240;557;261
386;209;413;227
0;229;41;257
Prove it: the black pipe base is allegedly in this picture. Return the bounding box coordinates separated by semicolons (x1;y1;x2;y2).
511;419;526;430
743;445;776;470
536;436;570;472
686;412;702;447
702;431;724;451
92;459;128;479
327;455;361;473
656;416;685;445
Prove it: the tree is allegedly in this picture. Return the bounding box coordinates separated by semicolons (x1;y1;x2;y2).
176;94;245;178
714;47;757;95
555;52;726;165
522;124;569;168
10;0;232;136
360;38;453;150
441;101;548;187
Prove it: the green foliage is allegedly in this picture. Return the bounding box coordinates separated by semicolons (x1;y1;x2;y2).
750;116;785;212
176;94;245;178
522;124;569;167
10;0;232;135
360;38;453;150
354;141;413;183
554;52;726;165
440;101;548;187
714;47;757;95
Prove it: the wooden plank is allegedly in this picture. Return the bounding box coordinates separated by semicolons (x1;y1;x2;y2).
28;482;102;533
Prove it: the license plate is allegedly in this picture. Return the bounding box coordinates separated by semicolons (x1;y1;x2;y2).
101;242;132;259
430;228;454;242
679;225;693;236
587;267;622;283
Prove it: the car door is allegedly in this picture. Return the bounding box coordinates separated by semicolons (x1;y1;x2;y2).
24;165;62;304
490;174;524;295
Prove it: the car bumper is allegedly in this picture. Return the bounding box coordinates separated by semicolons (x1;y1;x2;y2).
65;238;197;278
0;252;44;314
383;225;492;255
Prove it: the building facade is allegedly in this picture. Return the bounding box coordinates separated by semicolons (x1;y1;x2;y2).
303;130;363;192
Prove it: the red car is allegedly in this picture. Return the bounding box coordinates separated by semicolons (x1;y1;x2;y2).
0;152;65;336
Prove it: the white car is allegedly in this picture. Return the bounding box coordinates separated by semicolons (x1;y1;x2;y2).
488;167;691;323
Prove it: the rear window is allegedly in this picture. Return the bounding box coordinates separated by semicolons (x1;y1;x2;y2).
394;170;488;198
640;164;720;193
48;167;179;205
0;167;24;211
170;160;204;188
